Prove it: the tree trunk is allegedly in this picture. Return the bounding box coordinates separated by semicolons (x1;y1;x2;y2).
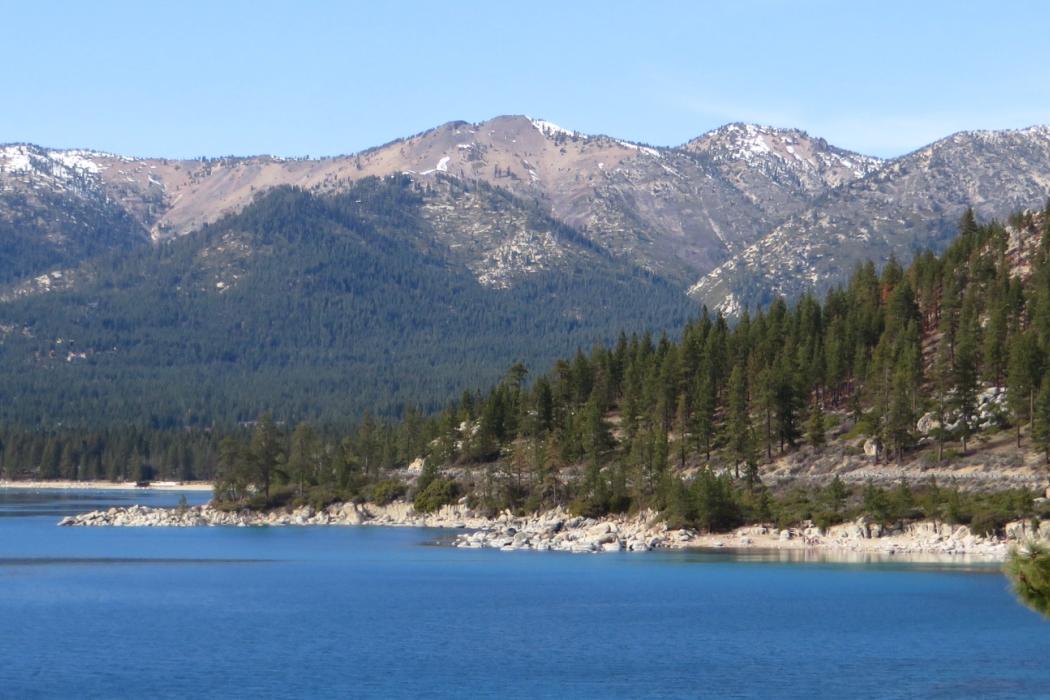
1031;390;1036;444
766;410;772;460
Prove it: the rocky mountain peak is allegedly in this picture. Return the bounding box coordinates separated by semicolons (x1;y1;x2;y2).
685;122;884;188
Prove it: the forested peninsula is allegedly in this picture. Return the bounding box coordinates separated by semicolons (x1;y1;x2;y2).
46;207;1050;561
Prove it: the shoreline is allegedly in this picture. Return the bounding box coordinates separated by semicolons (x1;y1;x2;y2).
0;479;213;492
57;499;1048;561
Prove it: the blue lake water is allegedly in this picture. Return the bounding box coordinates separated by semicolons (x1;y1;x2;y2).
1;489;1048;699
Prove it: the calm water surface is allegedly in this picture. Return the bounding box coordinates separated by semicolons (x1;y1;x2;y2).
1;489;1048;699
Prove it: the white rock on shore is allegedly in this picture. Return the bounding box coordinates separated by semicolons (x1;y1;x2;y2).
57;501;1048;560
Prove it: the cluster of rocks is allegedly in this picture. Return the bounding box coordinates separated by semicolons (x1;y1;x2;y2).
915;386;1009;437
58;501;490;529
58;501;687;553
452;511;1049;558
58;500;1049;561
725;519;1049;558
454;508;678;553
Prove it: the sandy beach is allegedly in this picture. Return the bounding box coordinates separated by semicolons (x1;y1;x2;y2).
0;479;213;492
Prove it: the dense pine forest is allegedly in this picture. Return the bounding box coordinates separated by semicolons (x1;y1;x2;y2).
0;184;147;286
0;177;692;428
4;205;1050;535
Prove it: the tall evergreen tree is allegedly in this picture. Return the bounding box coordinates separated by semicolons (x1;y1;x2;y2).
806;396;826;448
725;364;752;477
1032;379;1050;464
953;304;981;453
1007;331;1044;448
693;370;716;462
250;414;283;499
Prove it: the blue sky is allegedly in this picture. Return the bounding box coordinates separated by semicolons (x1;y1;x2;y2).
5;0;1049;158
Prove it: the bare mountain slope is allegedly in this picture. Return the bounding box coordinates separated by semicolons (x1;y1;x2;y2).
1;116;881;288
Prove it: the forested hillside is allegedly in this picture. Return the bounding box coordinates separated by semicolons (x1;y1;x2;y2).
0;176;693;429
297;205;1049;527
5;207;1050;537
0;185;145;286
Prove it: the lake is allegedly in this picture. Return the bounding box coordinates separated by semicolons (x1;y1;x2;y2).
1;488;1048;699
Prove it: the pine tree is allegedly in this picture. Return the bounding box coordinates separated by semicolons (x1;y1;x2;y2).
1007;331;1043;448
773;355;801;453
288;422;320;498
822;476;849;519
806;396;826;447
250;414;283;500
885;360;915;462
953;304;980;454
1032;379;1050;464
725;364;752;477
1006;542;1050;619
674;393;689;470
754;364;775;460
931;333;954;461
215;435;250;502
59;441;78;481
40;438;62;480
983;292;1009;389
581;393;613;497
692;370;716;462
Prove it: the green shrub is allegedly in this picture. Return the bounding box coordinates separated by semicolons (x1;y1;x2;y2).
568;496;610;519
413;478;461;513
522;492;544;515
970;508;1008;537
245;485;295;511
302;486;345;512
369;479;407;505
813;510;844;532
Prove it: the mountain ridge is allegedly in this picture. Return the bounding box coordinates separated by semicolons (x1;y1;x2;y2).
689;124;1050;313
6;118;1050;309
1;115;882;291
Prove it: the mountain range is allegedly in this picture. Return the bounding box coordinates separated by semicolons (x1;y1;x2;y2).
2;115;1049;426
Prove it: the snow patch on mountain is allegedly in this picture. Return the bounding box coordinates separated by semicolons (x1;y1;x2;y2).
0;145;117;186
419;155;452;176
688;124;883;181
49;151;103;174
0;145;34;174
529;118;576;138
617;140;661;158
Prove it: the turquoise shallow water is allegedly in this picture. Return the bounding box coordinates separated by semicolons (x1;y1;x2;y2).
1;489;1048;699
